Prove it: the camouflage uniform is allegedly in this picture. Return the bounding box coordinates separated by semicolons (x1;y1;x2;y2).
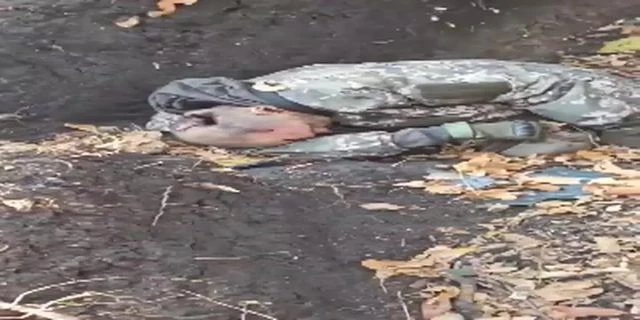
146;59;640;158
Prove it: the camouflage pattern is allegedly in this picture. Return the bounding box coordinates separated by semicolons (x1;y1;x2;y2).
248;59;640;129
146;59;640;158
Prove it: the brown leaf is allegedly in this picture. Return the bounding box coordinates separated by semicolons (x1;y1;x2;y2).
421;295;452;320
183;182;240;193
576;149;614;161
593;236;621;253
114;15;140;28
535;280;603;302
501;233;543;249
361;246;476;280
453;153;533;177
64;123;102;134
359;202;405;211
549;306;627;319
148;0;198;18
593;160;640;178
423;183;465;195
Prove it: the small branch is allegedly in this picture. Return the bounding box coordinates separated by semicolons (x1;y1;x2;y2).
182;290;278;320
397;291;414;320
0;301;80;320
152;185;174;226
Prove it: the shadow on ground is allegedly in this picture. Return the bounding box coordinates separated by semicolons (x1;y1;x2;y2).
0;0;638;319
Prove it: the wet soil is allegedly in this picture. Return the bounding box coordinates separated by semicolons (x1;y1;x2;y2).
0;0;639;319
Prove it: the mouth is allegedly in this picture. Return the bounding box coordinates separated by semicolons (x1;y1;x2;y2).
171;115;217;131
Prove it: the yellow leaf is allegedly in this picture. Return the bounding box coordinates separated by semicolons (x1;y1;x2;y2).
148;0;198;18
598;36;640;53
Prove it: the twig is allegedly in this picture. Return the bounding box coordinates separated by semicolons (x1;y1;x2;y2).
181;290;278;320
0;301;80;320
12;277;124;305
151;185;173;226
397;291;414;320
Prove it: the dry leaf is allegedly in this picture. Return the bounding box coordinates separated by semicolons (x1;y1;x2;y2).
421;295;453;320
361;246;476;280
421;286;461;299
575;149;614;161
148;0;198;18
593;160;640;178
549;306;627;319
1;198;35;212
534;280;603;302
453;153;532;177
183;182;240;193
593;236;621;253
394;180;429;188
464;188;520;200
114;15;141;28
430;312;464;320
424;183;465;195
501;233;543;249
64;123;103;134
359;202;405;211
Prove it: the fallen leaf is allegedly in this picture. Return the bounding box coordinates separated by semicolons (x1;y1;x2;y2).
464;188;520;200
430;312;464;320
598;36;640;53
593;160;640;178
501;233;543;249
622;25;640;35
605;204;623;212
361;246;476;280
549;306;627;319
534;280;604;302
1;198;34;212
114;15;141;28
453;153;532;177
394;180;429;188
359;202;405;211
421;294;453;320
424;183;466;195
148;0;198;18
575;149;615;161
64;123;102;134
183;182;240;193
593;236;621;253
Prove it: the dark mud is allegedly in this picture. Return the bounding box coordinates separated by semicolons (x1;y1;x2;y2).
0;0;639;319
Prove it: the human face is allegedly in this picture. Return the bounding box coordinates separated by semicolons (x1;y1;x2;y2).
169;105;331;148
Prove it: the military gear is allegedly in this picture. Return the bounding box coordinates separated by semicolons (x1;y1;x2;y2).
146;59;640;158
252;120;544;159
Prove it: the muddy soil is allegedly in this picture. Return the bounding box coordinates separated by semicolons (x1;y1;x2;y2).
0;0;639;319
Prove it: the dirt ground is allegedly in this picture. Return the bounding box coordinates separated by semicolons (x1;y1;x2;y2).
0;1;639;319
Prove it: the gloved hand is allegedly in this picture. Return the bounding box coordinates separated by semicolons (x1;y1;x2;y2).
442;120;542;141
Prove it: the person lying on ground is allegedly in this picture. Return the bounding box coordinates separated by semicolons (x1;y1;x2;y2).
145;59;640;159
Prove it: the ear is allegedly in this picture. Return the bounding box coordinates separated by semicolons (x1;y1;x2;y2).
250;105;285;115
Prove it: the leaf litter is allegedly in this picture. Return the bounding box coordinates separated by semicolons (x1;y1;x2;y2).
363;54;640;318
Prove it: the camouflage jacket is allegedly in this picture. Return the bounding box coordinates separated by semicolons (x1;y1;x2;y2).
146;59;640;158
